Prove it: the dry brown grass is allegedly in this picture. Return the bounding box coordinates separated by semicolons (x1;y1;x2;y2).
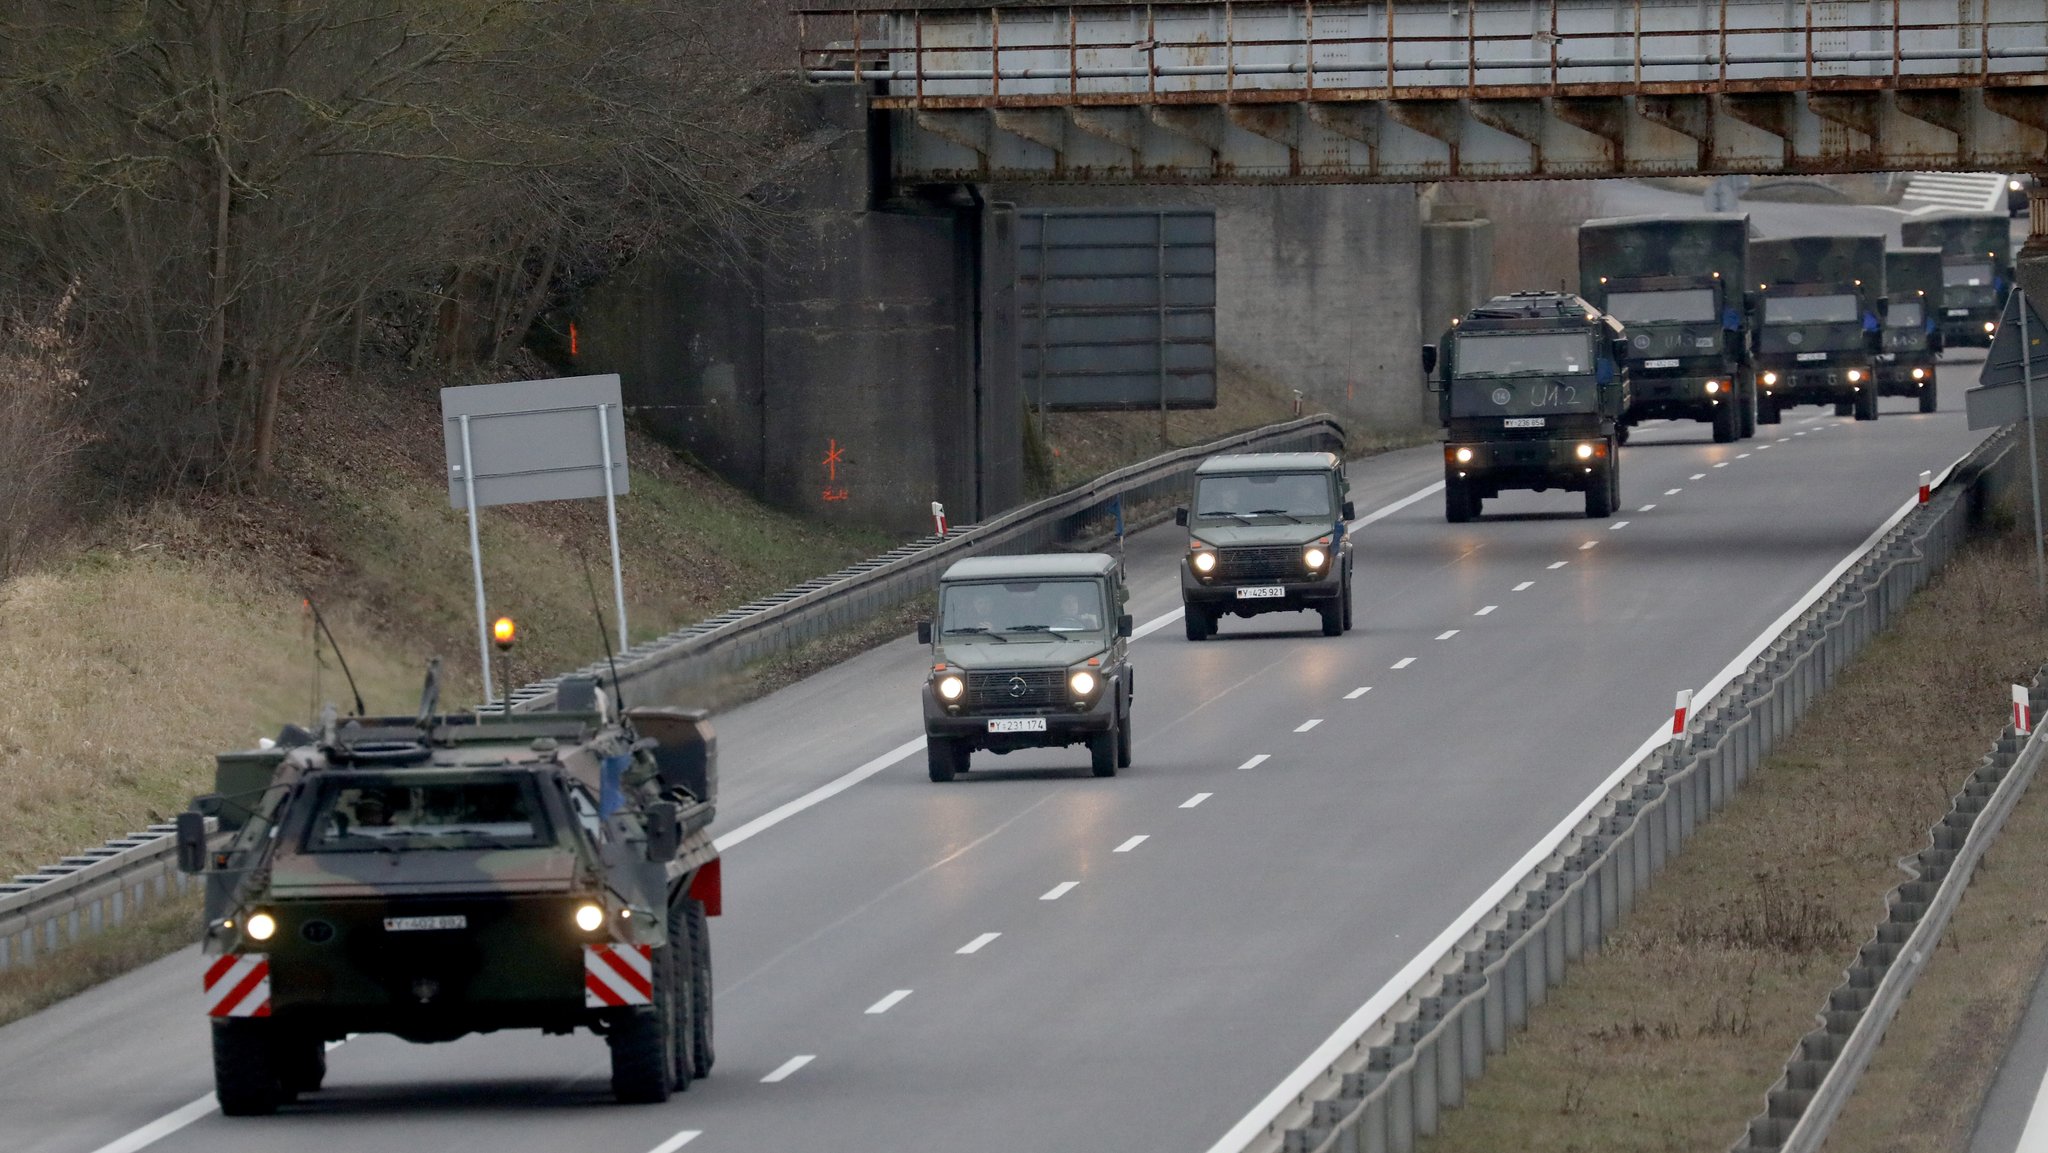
0;890;200;1028
0;298;85;578
1420;526;2048;1153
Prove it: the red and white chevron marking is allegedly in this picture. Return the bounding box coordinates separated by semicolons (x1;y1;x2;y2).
584;944;654;1007
203;954;271;1018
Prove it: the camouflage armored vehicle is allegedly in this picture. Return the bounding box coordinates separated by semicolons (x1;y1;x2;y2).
1879;247;1944;413
1900;212;2013;348
918;553;1134;779
1579;214;1756;444
1750;235;1887;423
175;669;720;1114
1424;292;1630;521
1174;452;1355;639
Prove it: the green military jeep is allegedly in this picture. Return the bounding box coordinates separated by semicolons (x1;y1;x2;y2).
918;553;1134;781
1175;452;1356;639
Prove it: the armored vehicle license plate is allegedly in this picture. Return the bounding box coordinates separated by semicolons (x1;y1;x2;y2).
1236;586;1285;599
1502;417;1545;428
1643;358;1679;369
384;915;467;932
1796;352;1827;362
987;717;1047;733
1948;308;1968;317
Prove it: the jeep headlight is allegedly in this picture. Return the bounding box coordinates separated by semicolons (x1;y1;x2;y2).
1191;549;1217;574
1704;380;1721;394
1304;546;1328;570
1069;670;1098;697
574;903;605;933
937;674;964;702
245;911;277;942
1763;371;1778;386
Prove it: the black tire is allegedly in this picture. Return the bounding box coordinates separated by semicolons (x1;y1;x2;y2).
1920;379;1939;414
278;1032;327;1097
610;957;678;1104
1341;571;1355;632
1855;386;1879;421
1114;698;1132;768
1585;461;1616;519
1182;605;1213;641
1739;384;1758;438
1089;728;1116;777
1318;598;1343;637
926;737;960;782
212;1020;283;1117
1711;396;1738;443
675;898;713;1079
1758;394;1781;424
1834;399;1854;417
1444;480;1476;524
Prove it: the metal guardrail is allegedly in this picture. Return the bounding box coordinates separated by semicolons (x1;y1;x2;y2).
0;821;209;974
1737;666;2048;1149
501;414;1345;713
1252;424;2020;1153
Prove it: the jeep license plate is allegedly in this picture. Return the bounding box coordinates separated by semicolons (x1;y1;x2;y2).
1502;417;1545;428
1643;358;1680;369
1236;586;1285;599
385;915;466;932
987;717;1047;734
1796;352;1827;362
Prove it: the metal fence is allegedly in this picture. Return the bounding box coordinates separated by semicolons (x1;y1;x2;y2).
0;822;207;974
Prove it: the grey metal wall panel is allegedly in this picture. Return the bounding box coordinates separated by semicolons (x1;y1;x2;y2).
1018;208;1218;411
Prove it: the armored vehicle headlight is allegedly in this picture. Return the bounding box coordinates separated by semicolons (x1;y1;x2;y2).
1069;670;1098;697
574;903;605;933
1575;443;1595;461
1304;547;1328;570
937;674;965;701
1191;549;1217;574
1763;371;1778;386
1846;369;1864;383
1454;447;1474;464
244;911;278;941
1704;380;1721;394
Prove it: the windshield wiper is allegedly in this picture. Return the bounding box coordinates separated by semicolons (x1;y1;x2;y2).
1245;508;1308;524
943;626;1007;642
1197;510;1256;523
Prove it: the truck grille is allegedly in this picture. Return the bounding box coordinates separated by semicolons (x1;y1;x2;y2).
1217;546;1306;581
966;670;1064;710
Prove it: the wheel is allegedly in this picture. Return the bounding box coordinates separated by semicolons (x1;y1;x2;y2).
1318;598;1343;637
1711;396;1738;443
679;898;714;1078
1182;604;1214;641
1920;379;1938;414
1739;384;1758;438
1115;699;1133;769
1758;394;1781;424
278;1032;327;1097
1585;461;1616;519
212;1019;283;1116
926;737;960;782
1089;727;1117;777
610;951;678;1103
1341;572;1355;632
1855;386;1879;421
1834;400;1854;417
1444;479;1476;523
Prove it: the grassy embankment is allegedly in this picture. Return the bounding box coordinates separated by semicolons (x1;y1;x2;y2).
1419;522;2048;1152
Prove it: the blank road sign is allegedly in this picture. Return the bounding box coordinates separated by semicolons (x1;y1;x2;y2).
442;375;630;510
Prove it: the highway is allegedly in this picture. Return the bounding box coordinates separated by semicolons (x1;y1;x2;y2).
3;386;1989;1153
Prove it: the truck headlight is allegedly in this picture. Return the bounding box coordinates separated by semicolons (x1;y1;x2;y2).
1069;670;1097;697
1912;367;1926;381
1762;371;1778;386
1575;443;1595;460
1454;447;1474;464
1191;550;1217;574
1704;380;1721;394
245;911;278;942
1846;369;1864;384
1987;321;1999;334
1304;547;1327;570
574;903;605;933
937;674;964;701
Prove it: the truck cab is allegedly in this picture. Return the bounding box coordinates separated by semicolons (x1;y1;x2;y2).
918;553;1134;780
1173;451;1355;640
1879;247;1944;413
1901;211;2013;348
1425;292;1629;522
1750;234;1887;423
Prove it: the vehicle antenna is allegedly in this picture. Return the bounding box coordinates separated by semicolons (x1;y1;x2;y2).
304;596;367;717
580;553;629;719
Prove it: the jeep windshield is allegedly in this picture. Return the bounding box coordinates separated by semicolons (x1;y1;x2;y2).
304;774;553;852
1762;294;1858;324
941;579;1106;639
1604;288;1716;324
1451;332;1594;378
1193;472;1332;523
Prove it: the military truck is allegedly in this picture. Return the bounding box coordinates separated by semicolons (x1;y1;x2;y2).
176;669;719;1114
1174;451;1356;639
1750;235;1887;423
1578;214;1756;444
917;553;1134;780
1879;247;1944;413
1900;212;2013;348
1423;293;1629;521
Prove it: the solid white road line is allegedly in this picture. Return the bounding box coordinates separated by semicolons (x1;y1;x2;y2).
1474;605;1496;616
1344;687;1372;699
1435;630;1460;640
762;1055;815;1083
1201;467;1959;1153
1295;719;1323;732
1181;793;1212;809
1131;609;1186;640
714;736;927;852
1114;835;1149;853
647;1132;703;1153
957;932;1001;955
1348;481;1448;528
1547;561;1569;570
1609;521;1630;530
1512;581;1534;591
866;990;913;1015
84;1093;217;1153
1391;657;1416;669
1238;754;1270;770
2008;1059;2048;1151
1041;881;1079;900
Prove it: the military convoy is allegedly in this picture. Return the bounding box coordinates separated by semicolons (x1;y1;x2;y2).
1174;452;1356;638
177;670;720;1114
1424;292;1630;521
1900;211;2013;348
1579;215;1757;444
1879;247;1944;413
1750;234;1888;423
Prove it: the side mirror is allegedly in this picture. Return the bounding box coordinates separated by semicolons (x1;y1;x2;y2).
1421;344;1437;375
1174;507;1188;527
1117;614;1134;638
916;620;933;645
175;811;208;875
1876;296;1890;319
644;801;680;863
1342;500;1356;520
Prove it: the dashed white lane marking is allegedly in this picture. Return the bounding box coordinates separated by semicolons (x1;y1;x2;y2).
762;1055;816;1083
1237;754;1270;770
1548;560;1569;570
866;989;914;1015
1691;472;1707;480
1777;437;1791;443
1295;719;1323;732
1181;792;1212;809
1665;488;1683;495
1713;461;1730;468
1795;431;1808;436
1345;687;1372;699
1638;504;1657;513
1474;605;1497;616
1737;452;1752;459
1757;444;1773;450
1113;835;1149;853
1580;541;1599;551
647;1132;703;1153
1609;520;1630;530
1391;657;1416;669
1433;629;1459;641
1512;581;1534;591
958;932;1002;954
1041;881;1080;900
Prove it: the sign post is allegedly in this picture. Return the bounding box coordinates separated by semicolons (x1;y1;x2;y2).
1967;291;2048;607
458;414;494;703
597;404;628;651
2026;291;2046;606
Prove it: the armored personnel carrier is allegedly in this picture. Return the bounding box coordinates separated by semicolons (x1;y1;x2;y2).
176;669;720;1114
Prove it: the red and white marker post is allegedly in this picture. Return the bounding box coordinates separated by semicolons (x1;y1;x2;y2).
2016;684;2033;736
1671;689;1693;743
931;501;948;537
1919;470;1932;505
